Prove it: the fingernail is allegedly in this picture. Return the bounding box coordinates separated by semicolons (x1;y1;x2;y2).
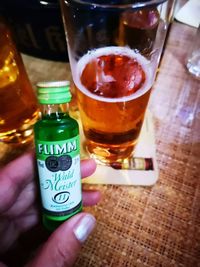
73;214;96;243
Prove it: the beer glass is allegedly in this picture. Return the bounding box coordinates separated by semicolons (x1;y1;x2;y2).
0;18;39;143
60;0;168;163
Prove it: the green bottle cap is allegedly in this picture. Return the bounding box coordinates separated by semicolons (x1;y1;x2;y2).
36;81;71;104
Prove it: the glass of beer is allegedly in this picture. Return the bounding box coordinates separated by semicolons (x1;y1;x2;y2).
60;0;168;163
0;17;39;144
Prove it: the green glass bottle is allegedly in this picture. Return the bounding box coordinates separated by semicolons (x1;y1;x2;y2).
34;81;82;232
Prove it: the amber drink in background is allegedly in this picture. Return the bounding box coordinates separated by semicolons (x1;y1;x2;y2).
0;18;39;143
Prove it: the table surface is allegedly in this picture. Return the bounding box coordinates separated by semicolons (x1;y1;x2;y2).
1;21;200;267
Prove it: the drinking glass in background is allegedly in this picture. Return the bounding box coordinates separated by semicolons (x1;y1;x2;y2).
60;0;169;164
0;17;39;144
186;24;200;79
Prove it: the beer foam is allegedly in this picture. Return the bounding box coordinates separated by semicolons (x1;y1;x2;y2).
75;46;154;103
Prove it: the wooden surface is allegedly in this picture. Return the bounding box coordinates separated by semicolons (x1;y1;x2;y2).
1;21;200;266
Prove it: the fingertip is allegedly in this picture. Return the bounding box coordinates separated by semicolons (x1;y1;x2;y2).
27;213;96;267
81;158;97;178
82;190;101;206
73;213;96;243
82;158;97;168
52;212;96;244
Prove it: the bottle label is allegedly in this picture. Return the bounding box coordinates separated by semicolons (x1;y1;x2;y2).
35;136;81;218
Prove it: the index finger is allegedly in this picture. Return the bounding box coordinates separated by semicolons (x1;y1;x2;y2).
81;159;97;178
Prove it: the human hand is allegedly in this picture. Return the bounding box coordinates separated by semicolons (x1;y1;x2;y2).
0;151;100;267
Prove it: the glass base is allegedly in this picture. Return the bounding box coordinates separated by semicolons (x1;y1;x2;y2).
86;140;137;164
0;128;34;144
0;113;39;144
186;54;200;79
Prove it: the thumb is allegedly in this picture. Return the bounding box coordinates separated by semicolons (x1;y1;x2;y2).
27;213;96;267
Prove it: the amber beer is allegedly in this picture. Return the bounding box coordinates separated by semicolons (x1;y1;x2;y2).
74;46;153;163
0;19;39;143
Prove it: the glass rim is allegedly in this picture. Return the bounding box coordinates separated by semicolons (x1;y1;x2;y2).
66;0;167;9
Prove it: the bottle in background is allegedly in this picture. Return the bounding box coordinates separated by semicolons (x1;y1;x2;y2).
118;8;160;58
34;81;82;232
0;17;39;143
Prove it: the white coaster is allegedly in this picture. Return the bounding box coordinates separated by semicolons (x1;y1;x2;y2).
78;110;159;186
175;0;200;28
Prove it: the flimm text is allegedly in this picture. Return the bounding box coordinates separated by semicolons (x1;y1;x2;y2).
38;140;77;155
